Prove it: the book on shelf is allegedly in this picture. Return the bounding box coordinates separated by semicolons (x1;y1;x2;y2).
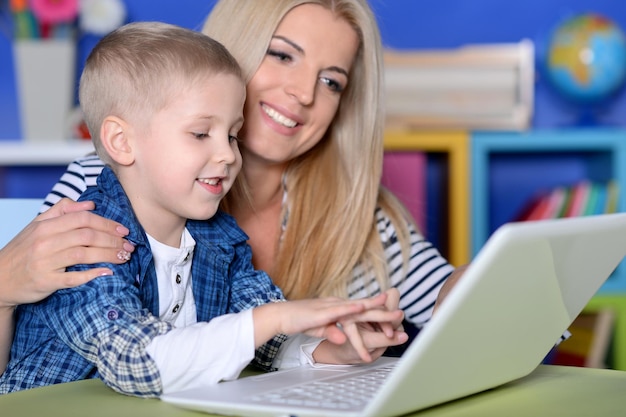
515;180;619;221
583;182;599;216
563;181;590;217
593;182;608;215
518;187;564;221
606;180;619;214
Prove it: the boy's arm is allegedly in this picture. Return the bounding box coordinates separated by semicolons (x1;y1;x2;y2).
227;241;406;368
36;263;172;397
225;238;288;370
145;310;257;394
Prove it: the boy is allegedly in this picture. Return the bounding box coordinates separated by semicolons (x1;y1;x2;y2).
0;22;404;397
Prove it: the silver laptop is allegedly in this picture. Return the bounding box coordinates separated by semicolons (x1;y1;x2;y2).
161;213;626;417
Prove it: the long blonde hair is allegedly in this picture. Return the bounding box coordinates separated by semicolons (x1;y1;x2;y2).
204;0;412;299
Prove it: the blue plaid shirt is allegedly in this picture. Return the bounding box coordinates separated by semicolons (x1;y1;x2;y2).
0;167;287;397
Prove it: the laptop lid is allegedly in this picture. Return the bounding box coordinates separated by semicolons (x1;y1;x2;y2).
162;213;626;417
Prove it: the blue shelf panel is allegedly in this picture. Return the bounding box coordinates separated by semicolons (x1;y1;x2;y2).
488;151;613;231
471;129;626;293
0;166;67;198
425;153;449;256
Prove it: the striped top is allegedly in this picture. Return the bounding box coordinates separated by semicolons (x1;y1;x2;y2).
43;155;454;331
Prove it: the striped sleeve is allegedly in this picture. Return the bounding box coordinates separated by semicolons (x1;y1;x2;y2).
40;154;106;213
347;208;455;329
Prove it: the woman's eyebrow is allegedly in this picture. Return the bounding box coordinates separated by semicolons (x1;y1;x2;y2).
272;35;349;77
327;66;349;77
273;35;304;54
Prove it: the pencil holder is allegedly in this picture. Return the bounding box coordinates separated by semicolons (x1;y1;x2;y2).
13;39;76;142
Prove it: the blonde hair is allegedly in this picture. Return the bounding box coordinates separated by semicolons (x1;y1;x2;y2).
204;0;412;299
79;21;242;164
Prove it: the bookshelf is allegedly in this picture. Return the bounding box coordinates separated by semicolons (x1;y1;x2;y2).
470;129;626;370
470;129;626;290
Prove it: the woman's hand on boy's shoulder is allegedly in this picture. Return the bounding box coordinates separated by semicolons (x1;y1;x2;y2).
0;198;134;309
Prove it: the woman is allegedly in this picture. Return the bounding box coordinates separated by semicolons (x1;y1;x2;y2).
0;199;135;373
202;0;460;322
3;0;462;371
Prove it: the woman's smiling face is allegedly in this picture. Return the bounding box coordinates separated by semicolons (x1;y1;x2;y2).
238;3;360;165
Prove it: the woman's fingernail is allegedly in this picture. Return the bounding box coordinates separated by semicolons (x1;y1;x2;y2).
123;241;135;252
116;225;130;235
117;250;131;261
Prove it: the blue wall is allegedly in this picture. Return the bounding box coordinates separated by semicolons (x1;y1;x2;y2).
372;0;626;128
1;0;626;139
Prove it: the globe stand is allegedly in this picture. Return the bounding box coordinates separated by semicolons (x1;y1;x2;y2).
572;105;609;127
557;96;622;128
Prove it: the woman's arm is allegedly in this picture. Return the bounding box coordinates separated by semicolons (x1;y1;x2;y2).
433;264;468;313
0;198;134;374
0;307;14;375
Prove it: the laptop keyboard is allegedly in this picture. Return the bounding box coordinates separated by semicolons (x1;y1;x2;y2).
249;366;395;410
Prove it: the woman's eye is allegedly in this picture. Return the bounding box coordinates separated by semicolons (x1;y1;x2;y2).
320;77;344;93
228;135;240;144
193;132;209;139
267;48;292;63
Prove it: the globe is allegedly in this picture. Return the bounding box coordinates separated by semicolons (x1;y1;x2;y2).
545;13;626;108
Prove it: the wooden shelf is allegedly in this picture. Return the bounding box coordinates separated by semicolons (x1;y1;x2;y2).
585;294;626;371
0;140;94;165
384;130;470;267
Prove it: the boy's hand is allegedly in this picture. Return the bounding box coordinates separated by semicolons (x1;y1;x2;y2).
252;289;407;364
313;288;408;364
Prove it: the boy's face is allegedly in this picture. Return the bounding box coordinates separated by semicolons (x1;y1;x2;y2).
127;72;245;233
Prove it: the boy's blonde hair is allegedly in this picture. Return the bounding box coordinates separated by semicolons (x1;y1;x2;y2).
79;21;243;164
205;0;415;299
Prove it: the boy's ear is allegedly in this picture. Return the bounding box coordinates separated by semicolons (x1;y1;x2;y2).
100;116;134;166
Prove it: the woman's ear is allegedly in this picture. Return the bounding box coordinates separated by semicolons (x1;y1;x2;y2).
100;116;134;166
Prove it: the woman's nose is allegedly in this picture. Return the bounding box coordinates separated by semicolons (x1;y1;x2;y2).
285;73;315;106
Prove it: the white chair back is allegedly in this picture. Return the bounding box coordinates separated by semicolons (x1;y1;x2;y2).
0;198;44;248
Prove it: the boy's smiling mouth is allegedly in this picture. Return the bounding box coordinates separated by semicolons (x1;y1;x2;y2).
198;178;221;186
